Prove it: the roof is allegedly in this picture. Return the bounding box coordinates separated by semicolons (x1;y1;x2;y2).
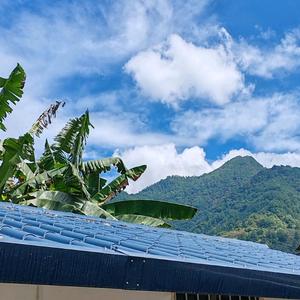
0;202;300;298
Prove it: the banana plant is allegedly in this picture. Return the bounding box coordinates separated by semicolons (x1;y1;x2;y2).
0;64;197;227
0;64;26;131
9;110;197;226
0;64;32;196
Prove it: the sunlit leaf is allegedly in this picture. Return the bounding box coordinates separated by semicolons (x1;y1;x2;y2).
0;64;26;131
80;201;116;219
54;111;93;166
103;200;197;220
0;133;34;193
80;157;127;175
21;190;78;211
126;165;147;181
93;174;128;204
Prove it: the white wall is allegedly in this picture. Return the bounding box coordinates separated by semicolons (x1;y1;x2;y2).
0;283;174;300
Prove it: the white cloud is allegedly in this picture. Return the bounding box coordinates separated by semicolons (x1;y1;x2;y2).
0;0;211;145
125;27;300;108
116;144;300;193
0;2;160;97
0;99;174;156
2;1;300;165
88;112;172;149
235;29;300;78
114;144;212;193
125;33;246;106
172;93;300;152
0;1;210;98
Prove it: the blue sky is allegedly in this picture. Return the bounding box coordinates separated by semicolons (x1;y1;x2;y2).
1;0;300;192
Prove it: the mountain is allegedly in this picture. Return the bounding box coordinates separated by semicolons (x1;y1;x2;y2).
117;156;300;253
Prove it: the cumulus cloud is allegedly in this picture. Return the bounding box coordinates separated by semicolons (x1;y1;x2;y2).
172;93;300;152
125;27;300;108
125;33;246;106
114;144;212;193
116;144;300;193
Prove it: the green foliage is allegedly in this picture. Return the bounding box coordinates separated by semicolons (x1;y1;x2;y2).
103;200;197;220
92;166;146;203
0;64;26;131
0;133;34;194
80;157;127;175
16;124;195;225
53;110;92;166
117;156;300;253
0;64;197;227
21;191;75;211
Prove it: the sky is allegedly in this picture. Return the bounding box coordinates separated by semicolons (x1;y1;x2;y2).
1;0;300;192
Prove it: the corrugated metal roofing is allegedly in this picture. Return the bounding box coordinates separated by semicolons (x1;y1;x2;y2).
0;202;299;276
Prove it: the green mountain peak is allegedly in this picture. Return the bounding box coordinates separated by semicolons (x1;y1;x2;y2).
207;156;264;180
219;155;263;170
118;156;300;253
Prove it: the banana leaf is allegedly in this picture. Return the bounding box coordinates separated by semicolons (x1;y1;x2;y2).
52;163;90;200
10;168;57;199
102;200;197;220
16;159;35;180
0;64;26;131
0;133;34;193
92;174;128;203
92;165;147;204
80;201;116;219
116;214;170;227
39;140;67;170
126;165;147;181
21;190;77;211
84;172;107;197
54;111;92;166
80;157;127;175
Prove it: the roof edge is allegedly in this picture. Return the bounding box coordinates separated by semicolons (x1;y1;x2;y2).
1;241;300;298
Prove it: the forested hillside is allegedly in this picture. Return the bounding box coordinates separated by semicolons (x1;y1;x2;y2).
116;156;300;253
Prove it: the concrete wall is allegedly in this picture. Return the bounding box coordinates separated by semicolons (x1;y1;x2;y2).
0;283;174;300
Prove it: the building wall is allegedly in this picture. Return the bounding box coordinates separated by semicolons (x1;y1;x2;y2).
0;284;295;300
0;283;174;300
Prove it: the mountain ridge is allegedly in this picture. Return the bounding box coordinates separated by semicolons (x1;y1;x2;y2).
116;156;300;253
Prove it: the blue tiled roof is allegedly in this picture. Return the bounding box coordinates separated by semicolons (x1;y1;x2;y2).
0;201;300;276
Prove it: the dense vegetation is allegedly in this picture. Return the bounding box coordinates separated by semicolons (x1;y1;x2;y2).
117;156;300;253
0;64;196;227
